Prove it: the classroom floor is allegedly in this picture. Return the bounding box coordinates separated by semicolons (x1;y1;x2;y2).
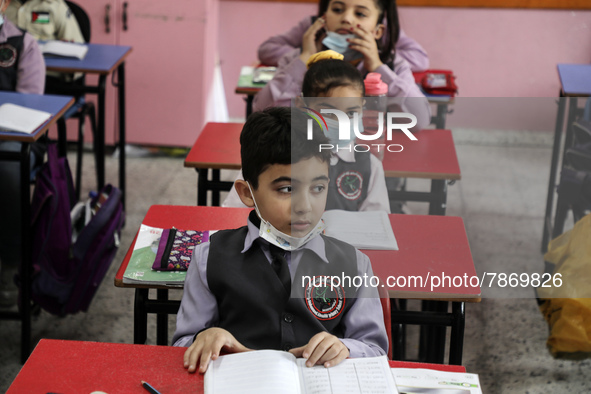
1;128;590;393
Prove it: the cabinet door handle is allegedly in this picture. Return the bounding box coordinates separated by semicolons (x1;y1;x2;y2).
105;4;111;33
123;2;128;31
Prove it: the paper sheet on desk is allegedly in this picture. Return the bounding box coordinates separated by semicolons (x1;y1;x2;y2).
322;210;398;250
0;103;51;134
392;368;482;394
40;40;88;59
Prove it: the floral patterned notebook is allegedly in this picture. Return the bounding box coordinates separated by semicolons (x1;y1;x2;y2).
151;228;209;271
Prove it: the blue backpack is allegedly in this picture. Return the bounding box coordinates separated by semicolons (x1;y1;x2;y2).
27;143;124;316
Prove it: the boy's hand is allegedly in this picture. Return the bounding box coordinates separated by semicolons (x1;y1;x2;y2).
289;332;350;368
299;17;326;63
183;328;251;373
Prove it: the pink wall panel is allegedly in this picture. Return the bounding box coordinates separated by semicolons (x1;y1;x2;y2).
219;1;591;126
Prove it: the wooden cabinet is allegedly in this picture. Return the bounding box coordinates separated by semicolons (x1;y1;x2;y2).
73;0;218;146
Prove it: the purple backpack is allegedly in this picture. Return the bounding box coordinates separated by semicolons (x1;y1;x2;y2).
29;143;124;316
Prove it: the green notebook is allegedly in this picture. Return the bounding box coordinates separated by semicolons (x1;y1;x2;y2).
237;66;275;89
122;224;187;287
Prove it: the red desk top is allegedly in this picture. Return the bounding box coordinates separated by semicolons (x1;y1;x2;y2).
8;339;466;393
115;206;480;301
382;129;460;180
184;122;242;170
184;123;460;181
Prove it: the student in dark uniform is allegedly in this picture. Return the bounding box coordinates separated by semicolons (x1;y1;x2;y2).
0;0;45;307
173;107;387;373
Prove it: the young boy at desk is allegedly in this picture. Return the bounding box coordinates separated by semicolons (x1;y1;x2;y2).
172;107;388;373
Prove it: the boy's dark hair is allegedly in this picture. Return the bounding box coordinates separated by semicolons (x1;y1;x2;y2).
241;107;331;189
317;0;400;66
302;58;365;97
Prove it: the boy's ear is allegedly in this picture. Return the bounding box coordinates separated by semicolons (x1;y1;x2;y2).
374;24;385;40
235;179;255;208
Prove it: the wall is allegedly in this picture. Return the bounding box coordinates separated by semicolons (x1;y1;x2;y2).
218;1;591;128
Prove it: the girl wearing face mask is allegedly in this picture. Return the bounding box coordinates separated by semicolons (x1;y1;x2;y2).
258;0;429;72
252;0;431;131
224;51;391;213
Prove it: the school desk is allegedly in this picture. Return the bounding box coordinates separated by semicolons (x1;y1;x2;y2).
542;64;591;252
0;91;75;364
115;205;479;365
235;65;454;128
45;43;132;209
184;123;461;215
7;339;467;393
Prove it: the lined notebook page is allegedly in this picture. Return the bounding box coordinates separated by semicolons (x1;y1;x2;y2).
297;356;398;394
205;350;301;394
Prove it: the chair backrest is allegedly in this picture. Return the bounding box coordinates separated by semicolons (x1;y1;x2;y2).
65;0;91;43
378;284;393;360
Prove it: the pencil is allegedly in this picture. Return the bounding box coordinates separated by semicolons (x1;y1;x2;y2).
141;380;162;394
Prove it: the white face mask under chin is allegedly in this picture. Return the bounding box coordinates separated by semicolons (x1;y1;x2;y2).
247;182;325;251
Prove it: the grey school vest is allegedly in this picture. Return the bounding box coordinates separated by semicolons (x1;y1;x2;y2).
207;227;358;351
327;151;371;211
0;30;24;91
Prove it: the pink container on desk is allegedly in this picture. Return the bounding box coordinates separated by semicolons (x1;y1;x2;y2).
361;73;388;161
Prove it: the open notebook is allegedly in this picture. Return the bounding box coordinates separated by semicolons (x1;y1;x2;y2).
205;350;398;394
0;103;51;134
322;210;398;250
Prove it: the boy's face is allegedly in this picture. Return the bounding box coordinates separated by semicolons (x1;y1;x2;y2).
240;157;330;238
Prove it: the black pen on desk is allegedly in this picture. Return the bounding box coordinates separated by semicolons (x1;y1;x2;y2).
141;380;162;394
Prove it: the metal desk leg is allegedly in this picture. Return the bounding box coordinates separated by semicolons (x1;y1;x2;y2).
245;95;253;118
197;168;208;206
20;143;32;363
428;179;448;216
542;97;567;252
57;118;67;157
134;288;148;344
419;300;448;364
117;63;127;211
96;75;107;191
391;299;407;361
435;103;448;129
212;169;221;206
449;301;465;365
156;289;169;346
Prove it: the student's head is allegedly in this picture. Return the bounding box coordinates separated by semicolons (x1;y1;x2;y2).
300;53;365;136
235;107;332;237
303;55;365;99
317;0;400;65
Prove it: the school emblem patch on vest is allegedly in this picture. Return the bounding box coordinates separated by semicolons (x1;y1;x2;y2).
336;170;363;200
0;44;17;67
304;276;345;320
32;11;51;24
